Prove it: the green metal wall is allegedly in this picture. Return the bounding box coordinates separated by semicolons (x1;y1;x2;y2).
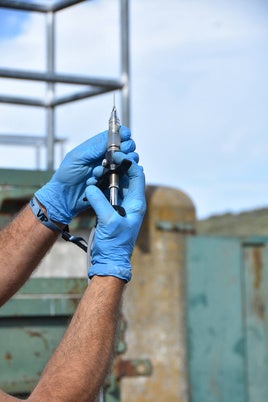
0;277;151;401
186;236;268;402
0;278;88;395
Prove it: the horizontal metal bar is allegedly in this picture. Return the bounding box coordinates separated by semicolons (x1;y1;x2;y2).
16;278;87;295
156;220;196;234
0;297;81;317
52;86;120;106
0;0;90;13
0;85;122;108
0;95;45;107
242;236;268;247
0;0;47;13
0;68;123;88
0;134;66;146
52;0;87;12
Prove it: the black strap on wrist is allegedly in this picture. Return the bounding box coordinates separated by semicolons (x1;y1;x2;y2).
61;229;88;253
30;197;88;253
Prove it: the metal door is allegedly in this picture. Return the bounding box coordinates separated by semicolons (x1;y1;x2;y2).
185;236;268;402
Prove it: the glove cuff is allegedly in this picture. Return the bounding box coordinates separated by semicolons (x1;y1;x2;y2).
88;263;132;282
35;185;72;225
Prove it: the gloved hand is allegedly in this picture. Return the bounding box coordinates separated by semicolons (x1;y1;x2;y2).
35;126;135;224
86;153;146;282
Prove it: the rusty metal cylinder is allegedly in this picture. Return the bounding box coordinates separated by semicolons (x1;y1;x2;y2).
121;184;196;402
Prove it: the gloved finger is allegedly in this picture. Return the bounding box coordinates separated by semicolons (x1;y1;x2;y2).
86;176;98;186
82;176;98;203
75;127;132;165
89;165;105;181
113;151;139;165
85;185;115;222
127;162;146;195
125;152;139;163
69;130;108;164
122;162;146;215
119;126;132;141
120;139;136;154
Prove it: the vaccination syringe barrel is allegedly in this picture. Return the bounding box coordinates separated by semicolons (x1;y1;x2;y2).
103;106;121;206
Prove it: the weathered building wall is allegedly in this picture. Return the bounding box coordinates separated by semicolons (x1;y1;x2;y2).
121;185;196;402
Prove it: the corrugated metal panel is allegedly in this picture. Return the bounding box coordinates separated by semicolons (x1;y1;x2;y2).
0;278;87;394
243;244;268;401
186;236;246;402
186;236;268;402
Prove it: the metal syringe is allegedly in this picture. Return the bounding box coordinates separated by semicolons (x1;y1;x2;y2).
102;105;121;207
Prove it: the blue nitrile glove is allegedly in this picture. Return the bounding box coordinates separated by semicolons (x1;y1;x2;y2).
86;155;146;282
34;126;135;224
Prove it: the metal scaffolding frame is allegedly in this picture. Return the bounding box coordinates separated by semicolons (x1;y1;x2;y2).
0;0;130;169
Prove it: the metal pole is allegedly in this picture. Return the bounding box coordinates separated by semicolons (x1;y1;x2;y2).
52;87;119;107
120;0;130;127
0;0;47;12
52;0;88;12
0;0;88;13
46;10;55;170
0;95;45;107
0;68;125;87
36;144;41;170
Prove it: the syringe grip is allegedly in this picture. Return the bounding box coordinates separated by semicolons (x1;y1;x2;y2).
96;158;132;191
113;205;126;217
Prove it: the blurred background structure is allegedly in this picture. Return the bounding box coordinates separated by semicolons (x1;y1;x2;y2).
0;1;268;402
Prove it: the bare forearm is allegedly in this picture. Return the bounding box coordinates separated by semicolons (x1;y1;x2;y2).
0;212;125;402
29;276;125;402
0;205;58;306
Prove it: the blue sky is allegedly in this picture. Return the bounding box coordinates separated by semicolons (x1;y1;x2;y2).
0;0;268;219
0;9;28;39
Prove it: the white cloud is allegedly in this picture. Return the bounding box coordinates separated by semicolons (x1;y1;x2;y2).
0;12;45;70
131;0;268;56
56;0;120;76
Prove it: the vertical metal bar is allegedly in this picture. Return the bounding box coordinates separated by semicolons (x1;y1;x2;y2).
46;11;55;170
60;141;65;163
98;387;104;402
36;144;41;170
120;0;130;127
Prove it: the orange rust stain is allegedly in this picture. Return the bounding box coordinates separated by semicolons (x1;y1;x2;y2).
27;330;42;338
252;248;263;289
5;352;12;361
253;296;265;320
26;330;49;350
